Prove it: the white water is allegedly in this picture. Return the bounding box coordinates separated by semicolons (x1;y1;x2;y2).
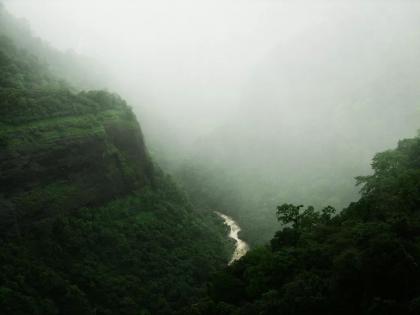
216;211;250;265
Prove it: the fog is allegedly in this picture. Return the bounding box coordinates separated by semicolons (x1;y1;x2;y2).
4;0;420;243
3;0;351;146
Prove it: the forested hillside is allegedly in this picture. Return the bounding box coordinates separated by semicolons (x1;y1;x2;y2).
181;134;420;315
0;4;110;90
1;3;419;315
174;8;420;248
0;8;231;315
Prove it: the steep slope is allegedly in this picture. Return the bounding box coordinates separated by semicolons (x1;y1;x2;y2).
0;3;111;90
0;12;231;315
0;34;152;230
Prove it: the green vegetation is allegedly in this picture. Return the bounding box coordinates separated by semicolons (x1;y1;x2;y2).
175;158;280;247
0;31;153;221
1;4;419;315
0;172;230;315
0;12;231;315
181;134;420;315
0;4;110;90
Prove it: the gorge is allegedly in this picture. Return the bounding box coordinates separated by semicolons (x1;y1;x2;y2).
1;2;420;315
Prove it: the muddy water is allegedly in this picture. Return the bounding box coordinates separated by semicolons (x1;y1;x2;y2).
216;211;250;265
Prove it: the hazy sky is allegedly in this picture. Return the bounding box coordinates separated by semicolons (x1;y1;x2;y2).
3;0;420;152
3;0;336;140
3;0;420;216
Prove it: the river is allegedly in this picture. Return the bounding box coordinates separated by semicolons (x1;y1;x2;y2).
215;211;250;265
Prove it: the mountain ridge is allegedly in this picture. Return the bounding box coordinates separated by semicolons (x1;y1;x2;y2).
0;7;231;314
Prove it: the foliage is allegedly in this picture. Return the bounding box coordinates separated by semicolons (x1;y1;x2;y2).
276;204;336;230
0;173;230;315
183;134;420;315
2;4;419;314
0;18;231;315
0;30;155;227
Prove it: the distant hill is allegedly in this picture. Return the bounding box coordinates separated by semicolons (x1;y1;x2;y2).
176;13;420;246
0;3;111;90
182;133;420;315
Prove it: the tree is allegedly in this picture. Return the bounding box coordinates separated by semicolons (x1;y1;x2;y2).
276;204;303;228
276;204;335;230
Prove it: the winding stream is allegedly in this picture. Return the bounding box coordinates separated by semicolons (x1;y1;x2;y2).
215;211;250;265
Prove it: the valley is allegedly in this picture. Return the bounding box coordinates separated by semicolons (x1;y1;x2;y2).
0;2;419;315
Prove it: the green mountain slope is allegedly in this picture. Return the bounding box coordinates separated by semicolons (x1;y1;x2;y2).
0;34;152;229
0;10;231;315
0;4;111;90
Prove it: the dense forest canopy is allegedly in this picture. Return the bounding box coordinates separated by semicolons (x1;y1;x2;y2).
0;1;419;315
0;6;232;314
180;134;420;315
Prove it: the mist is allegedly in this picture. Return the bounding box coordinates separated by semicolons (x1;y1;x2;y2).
4;0;420;243
2;1;348;145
